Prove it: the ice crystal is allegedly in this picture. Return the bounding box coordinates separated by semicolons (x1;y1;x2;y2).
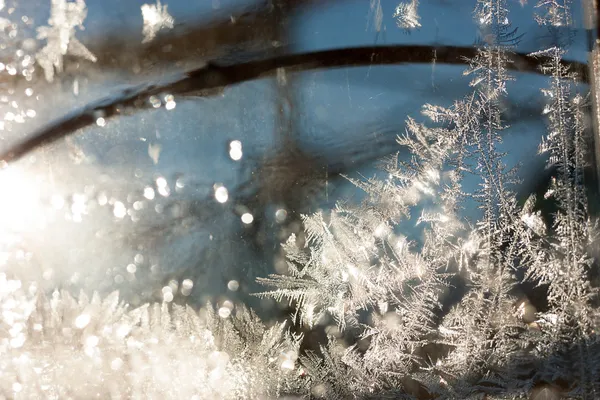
141;0;175;44
0;0;598;398
256;0;598;397
524;1;600;398
0;274;302;399
393;0;421;30
367;0;383;33
36;0;97;82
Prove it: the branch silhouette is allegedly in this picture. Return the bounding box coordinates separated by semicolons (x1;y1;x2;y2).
0;45;587;164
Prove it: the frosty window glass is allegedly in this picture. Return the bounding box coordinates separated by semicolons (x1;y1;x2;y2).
0;0;598;398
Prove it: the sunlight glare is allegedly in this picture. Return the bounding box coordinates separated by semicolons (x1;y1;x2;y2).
0;166;45;237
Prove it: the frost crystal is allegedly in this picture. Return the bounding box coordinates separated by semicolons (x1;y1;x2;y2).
367;0;383;33
36;0;97;82
0;277;302;399
255;0;599;397
141;0;175;44
393;0;421;30
1;0;598;398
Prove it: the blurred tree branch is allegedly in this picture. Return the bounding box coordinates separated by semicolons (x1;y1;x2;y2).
0;44;588;163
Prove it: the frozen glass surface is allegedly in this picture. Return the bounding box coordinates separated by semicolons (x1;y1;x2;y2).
0;1;597;398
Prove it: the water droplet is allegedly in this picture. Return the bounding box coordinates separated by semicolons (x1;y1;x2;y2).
214;185;228;203
143;187;155;200
149;95;161;108
113;201;126;218
241;212;253;224
227;280;239;291
97;192;108;206
229;140;243;161
164;94;176;110
275;208;287;223
156;177;169;196
181;279;194;296
126;264;137;274
218;307;231;318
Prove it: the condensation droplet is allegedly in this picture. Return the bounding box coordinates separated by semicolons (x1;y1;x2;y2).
149;95;161;108
158;184;170;197
218;307;231;318
229;140;243;161
97;192;108;206
181;278;194;296
227;280;239;291
214;185;228;203
275;208;287;223
113;201;127;218
164;94;176;110
241;212;253;224
126;264;137;274
143;187;155;200
156;176;167;188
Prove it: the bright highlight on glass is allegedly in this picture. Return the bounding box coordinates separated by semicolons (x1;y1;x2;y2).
227;280;239;291
241;212;253;224
75;313;91;329
229;140;243;161
143;186;155;200
113;201;126;218
0;166;45;237
214;185;228;203
181;278;194;296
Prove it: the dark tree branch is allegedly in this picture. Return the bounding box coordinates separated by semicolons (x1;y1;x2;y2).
0;44;587;164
